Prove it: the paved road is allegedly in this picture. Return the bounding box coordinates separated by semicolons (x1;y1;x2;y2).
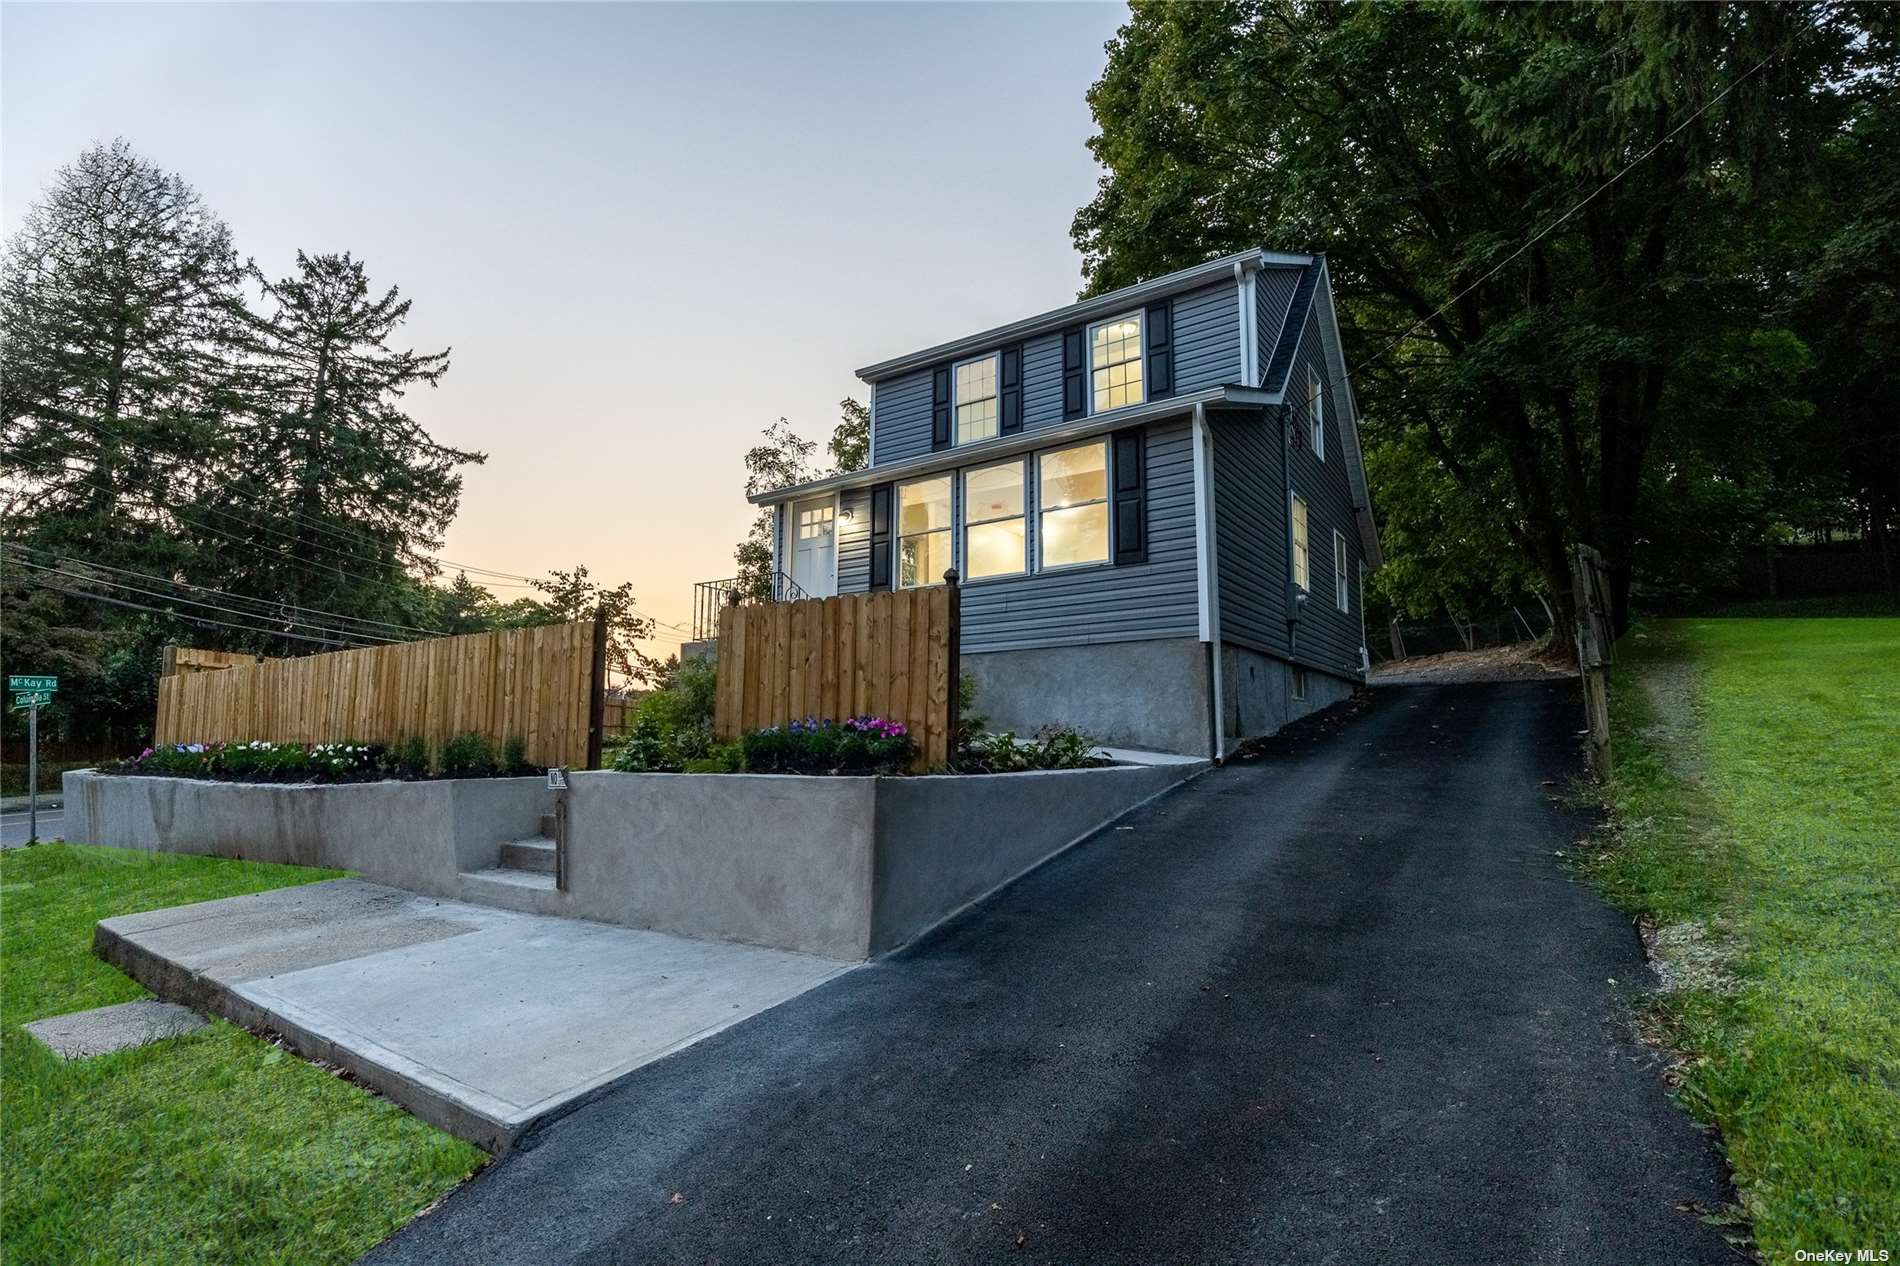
369;681;1733;1266
2;807;62;847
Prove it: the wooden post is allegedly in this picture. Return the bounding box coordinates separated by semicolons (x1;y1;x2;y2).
944;568;961;756
161;644;179;678
1572;545;1614;777
584;604;609;770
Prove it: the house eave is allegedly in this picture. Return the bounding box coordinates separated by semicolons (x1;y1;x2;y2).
750;385;1270;506
854;249;1315;383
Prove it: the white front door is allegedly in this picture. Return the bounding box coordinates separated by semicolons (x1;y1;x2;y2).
790;496;836;598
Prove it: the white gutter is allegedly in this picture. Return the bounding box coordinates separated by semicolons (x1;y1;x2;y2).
1192;401;1226;762
751;384;1273;506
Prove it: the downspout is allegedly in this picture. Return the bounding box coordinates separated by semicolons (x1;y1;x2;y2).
1192;401;1226;761
1281;399;1298;668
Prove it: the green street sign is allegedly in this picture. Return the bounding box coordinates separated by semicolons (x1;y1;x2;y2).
8;676;57;692
11;691;52;709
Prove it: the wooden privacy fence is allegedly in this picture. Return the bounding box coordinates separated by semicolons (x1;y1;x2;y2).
714;575;961;769
156;618;608;769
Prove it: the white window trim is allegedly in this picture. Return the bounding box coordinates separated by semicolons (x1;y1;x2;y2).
1333;528;1348;613
1085;310;1145;416
1290;490;1310;593
951;352;1000;447
1308;364;1326;461
1291;666;1308;702
961;458;1028;583
1036;439;1113;573
896;475;953;590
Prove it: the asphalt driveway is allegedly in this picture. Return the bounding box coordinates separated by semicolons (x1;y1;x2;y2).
367;680;1733;1265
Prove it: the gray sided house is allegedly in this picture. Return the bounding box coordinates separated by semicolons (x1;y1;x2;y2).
752;249;1382;758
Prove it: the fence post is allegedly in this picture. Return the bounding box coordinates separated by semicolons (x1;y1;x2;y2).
585;604;609;770
1572;545;1614;777
944;569;962;755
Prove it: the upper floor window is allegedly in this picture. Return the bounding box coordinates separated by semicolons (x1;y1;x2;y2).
963;460;1027;580
1039;441;1110;569
1089;313;1144;413
954;354;999;444
898;475;953;588
1333;529;1349;612
1307;365;1326;460
1291;492;1310;591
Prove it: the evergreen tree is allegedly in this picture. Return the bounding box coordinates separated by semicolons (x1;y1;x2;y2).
202;250;484;638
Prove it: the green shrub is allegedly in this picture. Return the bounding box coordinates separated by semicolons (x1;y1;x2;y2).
680;743;743;774
501;735;530;776
610;658;717;772
436;733;497;779
957;725;1107;773
393;736;431;779
740;715;916;775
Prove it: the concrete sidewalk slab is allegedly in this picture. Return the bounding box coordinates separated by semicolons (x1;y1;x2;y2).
24;998;206;1058
95;879;852;1152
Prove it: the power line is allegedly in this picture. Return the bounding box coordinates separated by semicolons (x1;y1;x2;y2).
7;555;396;646
1346;24;1803;380
18;576;373;648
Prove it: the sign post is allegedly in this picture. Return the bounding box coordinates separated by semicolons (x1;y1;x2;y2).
9;676;59;846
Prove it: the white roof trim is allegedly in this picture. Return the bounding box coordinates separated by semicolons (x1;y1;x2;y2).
1309;260;1384;569
855;249;1314;383
750;385;1272;506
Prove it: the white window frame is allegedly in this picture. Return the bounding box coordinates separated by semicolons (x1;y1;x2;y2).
1307;364;1326;460
961;458;1028;582
1290;491;1310;592
1292;666;1308;701
952;352;1000;446
1036;439;1112;572
1333;529;1349;613
896;474;953;590
1086;310;1145;415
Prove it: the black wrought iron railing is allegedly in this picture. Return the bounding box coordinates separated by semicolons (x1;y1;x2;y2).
691;572;811;640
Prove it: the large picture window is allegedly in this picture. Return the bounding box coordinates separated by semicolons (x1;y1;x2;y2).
1291;493;1310;591
963;460;1026;580
954;355;999;444
1089;313;1144;413
897;475;953;588
1038;441;1110;569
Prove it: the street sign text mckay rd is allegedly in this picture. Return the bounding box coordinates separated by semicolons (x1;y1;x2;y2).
8;676;58;692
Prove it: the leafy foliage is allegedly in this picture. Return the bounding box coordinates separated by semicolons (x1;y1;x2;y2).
957;726;1109;774
739;716;917;776
610;656;718;772
732;399;871;601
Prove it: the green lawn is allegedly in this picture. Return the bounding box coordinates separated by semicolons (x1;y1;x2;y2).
0;845;483;1265
1590;617;1899;1260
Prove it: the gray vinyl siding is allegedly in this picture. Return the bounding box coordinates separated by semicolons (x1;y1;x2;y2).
952;419;1200;652
1254;266;1303;386
1021;330;1065;431
1211;408;1288;656
1169;280;1242;393
837;487;872;593
1280;308;1365;677
870;367;935;464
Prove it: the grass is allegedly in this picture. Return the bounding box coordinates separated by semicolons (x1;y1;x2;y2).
1587;616;1899;1260
0;844;483;1265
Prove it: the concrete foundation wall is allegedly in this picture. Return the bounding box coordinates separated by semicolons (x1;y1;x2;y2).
62;771;551;898
1220;644;1359;743
963;637;1213;756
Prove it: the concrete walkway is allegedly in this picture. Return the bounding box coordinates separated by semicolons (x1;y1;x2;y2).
97;881;850;1151
367;681;1735;1265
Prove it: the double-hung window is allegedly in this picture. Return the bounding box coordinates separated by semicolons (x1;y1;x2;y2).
1307;365;1326;459
1038;441;1110;569
1291;493;1310;591
954;355;999;445
1333;530;1349;612
1089;313;1144;413
897;475;952;588
963;460;1026;580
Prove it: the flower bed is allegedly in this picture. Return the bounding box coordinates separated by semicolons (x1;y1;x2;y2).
101;734;541;784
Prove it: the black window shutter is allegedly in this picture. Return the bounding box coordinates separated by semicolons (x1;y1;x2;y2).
999;344;1023;434
869;483;894;589
1145;300;1173;399
1061;326;1086;420
1112;430;1147;566
930;366;952;450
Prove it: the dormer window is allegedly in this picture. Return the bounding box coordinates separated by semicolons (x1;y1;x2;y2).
1089;312;1144;413
954;354;999;444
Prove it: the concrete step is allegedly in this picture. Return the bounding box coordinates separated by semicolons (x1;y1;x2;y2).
458;866;561;917
498;838;557;874
539;813;558;838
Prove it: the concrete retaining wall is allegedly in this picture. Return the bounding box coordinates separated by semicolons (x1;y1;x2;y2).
963;637;1214;756
62;771;551;900
66;759;1205;961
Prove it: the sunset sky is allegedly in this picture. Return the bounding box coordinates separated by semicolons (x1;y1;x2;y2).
2;1;1127;657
